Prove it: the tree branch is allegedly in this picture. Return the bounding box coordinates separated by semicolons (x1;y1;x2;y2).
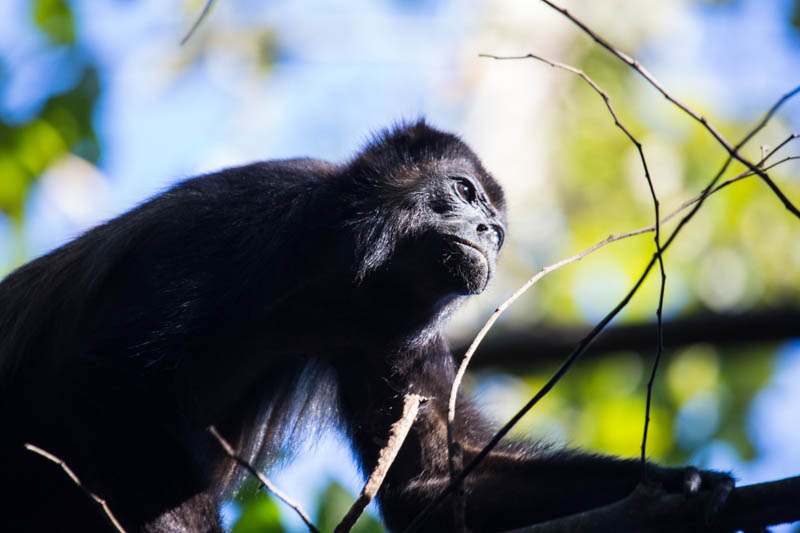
477;45;668;486
335;394;425;533
539;0;800;219
207;426;320;533
503;476;800;533
24;443;128;533
464;304;800;371
181;0;217;45
451;51;796;509
405;34;800;533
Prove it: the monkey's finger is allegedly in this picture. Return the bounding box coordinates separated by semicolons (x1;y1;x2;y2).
704;475;734;525
682;466;702;496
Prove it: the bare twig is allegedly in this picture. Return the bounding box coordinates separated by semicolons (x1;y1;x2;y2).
427;7;800;528
441;139;798;485
630;138;798;236
527;9;800;458
335;394;424;533
24;443;128;533
404;85;800;533
445;124;795;531
477;49;667;480
442;135;796;475
450;442;467;533
539;0;800;219
207;426;320;533
181;0;217;45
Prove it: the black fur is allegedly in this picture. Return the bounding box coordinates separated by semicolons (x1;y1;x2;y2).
0;120;729;532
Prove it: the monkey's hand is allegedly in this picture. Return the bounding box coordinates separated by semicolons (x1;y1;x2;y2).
649;464;735;524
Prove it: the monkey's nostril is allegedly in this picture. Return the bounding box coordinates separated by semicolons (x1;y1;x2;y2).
491;225;504;248
477;223;488;232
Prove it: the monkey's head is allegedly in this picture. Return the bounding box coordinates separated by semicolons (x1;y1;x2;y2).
343;121;507;303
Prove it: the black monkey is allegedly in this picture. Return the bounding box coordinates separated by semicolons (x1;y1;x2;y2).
0;121;730;532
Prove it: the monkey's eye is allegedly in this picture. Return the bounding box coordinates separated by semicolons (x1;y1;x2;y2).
453;179;476;204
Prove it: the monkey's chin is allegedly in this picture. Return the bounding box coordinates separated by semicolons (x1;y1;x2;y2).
444;241;491;295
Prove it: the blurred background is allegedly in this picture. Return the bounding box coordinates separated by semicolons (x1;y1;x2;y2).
1;0;799;531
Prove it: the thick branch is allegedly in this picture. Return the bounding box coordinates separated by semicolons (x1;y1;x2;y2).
504;476;800;533
464;304;800;371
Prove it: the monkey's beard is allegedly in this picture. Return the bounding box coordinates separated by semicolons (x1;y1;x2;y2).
384;232;494;300
438;236;492;295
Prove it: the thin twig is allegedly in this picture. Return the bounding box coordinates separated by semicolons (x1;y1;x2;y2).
443;136;796;456
539;0;800;219
644;139;798;231
181;0;217;45
403;94;800;533
477;49;667;481
441;132;793;531
207;426;320;533
450;441;466;533
24;443;128;533
433;8;800;524
422;4;800;529
335;394;425;533
441;140;798;463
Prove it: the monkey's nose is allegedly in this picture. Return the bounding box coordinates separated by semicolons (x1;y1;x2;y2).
477;223;504;249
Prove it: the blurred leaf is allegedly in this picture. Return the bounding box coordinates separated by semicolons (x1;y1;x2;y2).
0;148;29;222
792;0;800;31
0;65;100;223
233;477;266;505
17;119;67;175
581;353;643;401
33;0;75;45
231;494;284;533
582;397;671;458
256;30;280;74
666;344;720;404
716;345;775;460
316;481;384;533
42;67;101;163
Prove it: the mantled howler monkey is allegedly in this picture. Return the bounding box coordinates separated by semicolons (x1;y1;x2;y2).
0;121;730;532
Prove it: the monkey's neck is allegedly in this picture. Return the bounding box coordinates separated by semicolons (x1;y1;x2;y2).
347;275;463;352
335;335;454;476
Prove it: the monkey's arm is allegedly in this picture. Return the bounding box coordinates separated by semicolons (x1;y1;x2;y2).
375;393;732;533
338;343;732;533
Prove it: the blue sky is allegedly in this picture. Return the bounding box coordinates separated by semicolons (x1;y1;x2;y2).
2;0;799;256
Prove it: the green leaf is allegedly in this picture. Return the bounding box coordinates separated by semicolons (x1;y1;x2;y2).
231;494;284;533
43;67;101;163
316;481;384;533
33;0;75;45
0;149;30;222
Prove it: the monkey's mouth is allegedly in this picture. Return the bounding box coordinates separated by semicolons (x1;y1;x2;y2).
444;235;489;265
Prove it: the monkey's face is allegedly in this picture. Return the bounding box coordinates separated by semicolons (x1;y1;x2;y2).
390;166;506;298
347;126;507;305
429;172;506;295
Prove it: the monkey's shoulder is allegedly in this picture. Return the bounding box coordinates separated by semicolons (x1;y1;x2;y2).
181;157;339;194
